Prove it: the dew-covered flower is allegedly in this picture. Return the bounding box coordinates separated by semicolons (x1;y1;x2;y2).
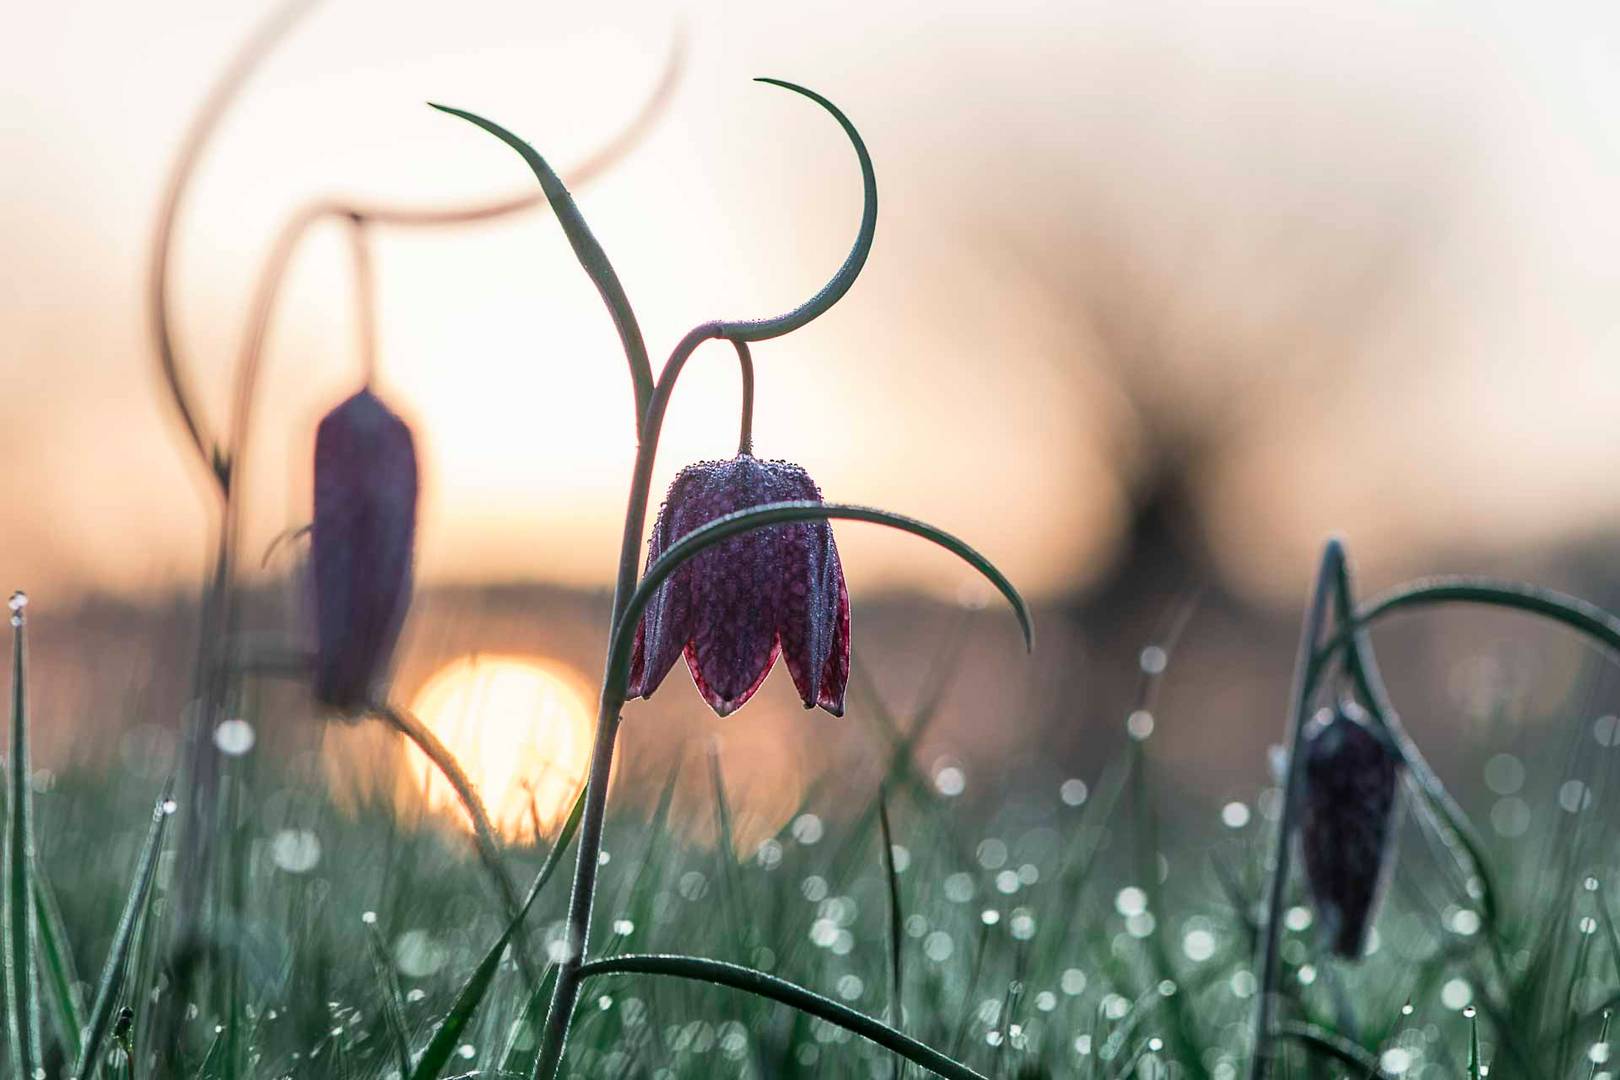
311;389;418;714
629;454;849;717
1299;700;1402;959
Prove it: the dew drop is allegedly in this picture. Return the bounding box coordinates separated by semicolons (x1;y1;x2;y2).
212;718;256;757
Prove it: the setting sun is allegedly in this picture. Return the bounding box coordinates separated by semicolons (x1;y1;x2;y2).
401;654;595;843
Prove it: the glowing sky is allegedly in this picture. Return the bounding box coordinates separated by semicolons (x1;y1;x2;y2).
9;0;1620;606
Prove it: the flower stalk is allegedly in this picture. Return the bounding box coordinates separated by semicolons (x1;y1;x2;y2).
437;77;1027;1080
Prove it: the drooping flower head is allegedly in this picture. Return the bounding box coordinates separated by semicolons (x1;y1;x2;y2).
1299;700;1403;959
629;455;850;717
311;388;418;715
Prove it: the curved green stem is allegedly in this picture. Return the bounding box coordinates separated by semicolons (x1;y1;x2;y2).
577;954;987;1080
150;0;321;492
1248;538;1343;1080
606;500;1032;691
734;340;755;455
719;79;877;342
1314;577;1620;676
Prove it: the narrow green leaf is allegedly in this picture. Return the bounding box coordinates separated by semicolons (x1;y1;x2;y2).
73;781;177;1080
607;501;1032;689
33;868;85;1064
6;597;41;1076
428;103;653;429
577;953;987;1080
408;786;585;1080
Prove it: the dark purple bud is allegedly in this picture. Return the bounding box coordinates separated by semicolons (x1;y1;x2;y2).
628;454;850;717
311;389;418;715
1299;700;1403;959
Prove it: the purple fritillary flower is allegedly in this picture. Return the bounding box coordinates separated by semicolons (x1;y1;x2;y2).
311;389;418;715
1299;700;1403;959
628;454;850;717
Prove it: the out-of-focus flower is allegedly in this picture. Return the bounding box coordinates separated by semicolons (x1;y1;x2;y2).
1299;700;1402;959
629;455;849;717
311;389;418;715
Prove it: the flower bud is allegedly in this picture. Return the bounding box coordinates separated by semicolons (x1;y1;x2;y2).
1299;700;1403;959
311;389;418;715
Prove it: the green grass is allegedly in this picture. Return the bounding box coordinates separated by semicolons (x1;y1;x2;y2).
8;644;1618;1080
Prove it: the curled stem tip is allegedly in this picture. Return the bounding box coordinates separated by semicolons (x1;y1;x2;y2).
718;79;877;342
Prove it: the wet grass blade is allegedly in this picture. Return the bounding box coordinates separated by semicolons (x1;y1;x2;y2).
73;780;177;1080
33;867;85;1063
408;786;584;1080
367;917;412;1079
607;760;683;961
498;963;557;1076
1588;1008;1611;1080
1279;1022;1390;1079
706;741;746;960
877;791;905;1079
6;596;41;1076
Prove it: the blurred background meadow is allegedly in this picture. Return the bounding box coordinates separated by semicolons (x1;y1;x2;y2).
11;0;1620;1076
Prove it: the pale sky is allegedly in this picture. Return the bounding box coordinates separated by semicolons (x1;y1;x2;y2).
8;0;1620;607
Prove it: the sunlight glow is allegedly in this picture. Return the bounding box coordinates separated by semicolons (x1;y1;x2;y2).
402;654;595;843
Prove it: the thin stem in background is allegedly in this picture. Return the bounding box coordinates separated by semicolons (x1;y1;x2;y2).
225;36;682;490
1247;538;1343;1080
150;0;323;491
369;701;539;986
150;21;679;1052
346;213;380;386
